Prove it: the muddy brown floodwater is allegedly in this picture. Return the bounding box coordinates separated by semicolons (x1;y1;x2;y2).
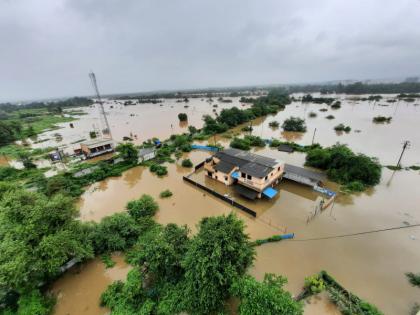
50;95;420;314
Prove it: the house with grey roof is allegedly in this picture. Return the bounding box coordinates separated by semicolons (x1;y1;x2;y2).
204;148;284;199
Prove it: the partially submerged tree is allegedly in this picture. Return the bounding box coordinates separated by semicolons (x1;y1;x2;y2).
282;117;307;132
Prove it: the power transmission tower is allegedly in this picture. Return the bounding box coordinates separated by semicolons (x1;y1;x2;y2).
396;140;410;168
89;72;112;139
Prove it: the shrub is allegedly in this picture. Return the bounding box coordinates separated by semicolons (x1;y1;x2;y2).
159;189;173;198
178;113;188;122
305;144;382;188
101;253;116;268
282;117;307;132
230;137;251;150
331;101;341;109
373;116;392;123
149;163;168;176
325;115;335;119
304;275;326;294
126;194;159;219
241;125;253;132
319;108;328;112
334;124;351;133
181;159;193;168
406;272;420;288
308;112;317;118
268;121;279;128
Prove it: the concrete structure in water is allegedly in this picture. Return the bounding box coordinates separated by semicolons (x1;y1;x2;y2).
204;148;284;199
80;139;114;158
138;147;156;163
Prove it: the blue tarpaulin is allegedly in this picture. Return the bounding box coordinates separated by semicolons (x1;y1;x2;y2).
262;187;278;199
191;144;219;152
231;171;240;179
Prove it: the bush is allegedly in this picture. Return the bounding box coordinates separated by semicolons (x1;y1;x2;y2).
181;159;193;168
305;144;382;189
230;135;265;151
282;117;307;132
304;274;326;294
126;194;159;219
331;101;341;109
268;121;279;128
241;125;253;132
159;189;173;198
325;115;335;120
334;124;351;133
308;111;317;118
373;116;392;123
178;113;188;122
149;163;168;176
406;272;420;288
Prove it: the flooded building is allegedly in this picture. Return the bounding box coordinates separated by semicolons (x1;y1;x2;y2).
138;147;156;163
204;148;284;199
80;139;115;158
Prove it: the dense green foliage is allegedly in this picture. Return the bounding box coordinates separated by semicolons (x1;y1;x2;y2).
159;189;173;198
286;81;420;94
100;213;302;315
301;94;334;105
334;123;351;133
181;158;193;168
116;142;138;163
126;194;159;220
230;135;266;151
178;113;188;122
331;101;341;109
373;116;392;123
406;272;420;288
231;274;303;315
305;144;381;191
202;89;290;134
268;121;279;128
282;117;307;132
149;163;168;176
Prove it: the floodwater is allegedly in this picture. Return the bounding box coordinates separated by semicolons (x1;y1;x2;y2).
31;97;250;155
51;253;130;315
50;95;420;314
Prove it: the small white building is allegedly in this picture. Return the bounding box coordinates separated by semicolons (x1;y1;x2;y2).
138;147;156;163
80;139;115;158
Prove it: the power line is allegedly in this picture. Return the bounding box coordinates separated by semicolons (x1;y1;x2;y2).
287;223;420;242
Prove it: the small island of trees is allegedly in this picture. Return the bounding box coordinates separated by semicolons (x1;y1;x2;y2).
282;117;307;132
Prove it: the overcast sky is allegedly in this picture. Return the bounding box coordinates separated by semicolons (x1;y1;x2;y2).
1;0;420;101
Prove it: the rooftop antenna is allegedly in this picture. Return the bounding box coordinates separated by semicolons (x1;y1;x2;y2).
89;71;112;139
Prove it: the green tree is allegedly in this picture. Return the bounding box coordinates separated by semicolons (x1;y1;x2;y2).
231;274;303;315
182;213;255;314
126;194;159;220
178;113;188;122
116;142;138;164
282;117;307;132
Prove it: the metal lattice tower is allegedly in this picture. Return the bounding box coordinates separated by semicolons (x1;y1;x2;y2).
89;72;112;139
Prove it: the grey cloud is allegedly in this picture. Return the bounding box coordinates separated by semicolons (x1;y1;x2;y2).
1;0;420;101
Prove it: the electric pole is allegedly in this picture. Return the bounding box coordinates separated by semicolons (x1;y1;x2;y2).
396;140;410;168
311;128;317;145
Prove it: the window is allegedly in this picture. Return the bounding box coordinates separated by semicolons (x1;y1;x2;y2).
241;173;246;178
278;167;280;171
265;176;268;180
247;174;252;180
224;176;228;181
215;175;218;180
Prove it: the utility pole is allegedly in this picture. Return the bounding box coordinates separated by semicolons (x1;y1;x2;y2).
396;140;410;168
311;128;317;145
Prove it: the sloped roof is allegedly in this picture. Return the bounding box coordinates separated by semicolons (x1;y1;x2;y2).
215;148;282;178
138;147;155;157
214;160;235;174
284;164;326;181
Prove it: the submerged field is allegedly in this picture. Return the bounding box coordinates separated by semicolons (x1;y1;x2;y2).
37;94;420;315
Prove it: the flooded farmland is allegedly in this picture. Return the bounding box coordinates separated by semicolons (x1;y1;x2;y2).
50;95;420;315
